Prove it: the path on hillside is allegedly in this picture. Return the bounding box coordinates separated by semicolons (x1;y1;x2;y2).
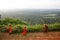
0;32;60;40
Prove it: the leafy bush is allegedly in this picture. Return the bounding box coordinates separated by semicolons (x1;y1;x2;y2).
0;18;28;25
0;18;60;33
0;18;28;33
48;23;60;31
12;24;23;33
26;24;44;32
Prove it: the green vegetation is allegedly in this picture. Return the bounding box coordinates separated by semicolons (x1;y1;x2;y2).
18;14;60;25
0;18;28;33
0;18;60;33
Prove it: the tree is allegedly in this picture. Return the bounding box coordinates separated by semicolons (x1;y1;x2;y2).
0;14;1;18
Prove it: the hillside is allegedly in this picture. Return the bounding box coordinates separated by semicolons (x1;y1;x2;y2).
0;9;60;25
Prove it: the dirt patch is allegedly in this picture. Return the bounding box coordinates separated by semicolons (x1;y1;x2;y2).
0;32;60;40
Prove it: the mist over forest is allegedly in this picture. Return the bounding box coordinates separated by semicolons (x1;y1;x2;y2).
0;9;60;25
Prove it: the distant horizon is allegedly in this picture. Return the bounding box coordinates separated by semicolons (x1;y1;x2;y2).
0;9;60;11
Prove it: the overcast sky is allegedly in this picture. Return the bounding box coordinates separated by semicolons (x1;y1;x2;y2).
0;0;60;10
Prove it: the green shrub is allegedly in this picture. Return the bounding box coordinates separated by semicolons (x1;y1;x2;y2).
0;18;60;33
12;24;23;33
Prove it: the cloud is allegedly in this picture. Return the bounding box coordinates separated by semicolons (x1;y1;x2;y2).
0;0;60;10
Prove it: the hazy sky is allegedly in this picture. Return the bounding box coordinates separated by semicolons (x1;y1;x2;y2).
0;0;60;10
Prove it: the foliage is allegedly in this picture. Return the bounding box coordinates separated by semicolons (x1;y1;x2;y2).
0;18;60;33
0;18;28;33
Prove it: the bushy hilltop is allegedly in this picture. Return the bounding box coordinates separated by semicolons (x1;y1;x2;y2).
0;18;28;25
0;18;60;33
0;18;28;33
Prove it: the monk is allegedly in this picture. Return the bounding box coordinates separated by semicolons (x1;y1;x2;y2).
22;26;27;35
9;25;12;34
44;24;48;32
